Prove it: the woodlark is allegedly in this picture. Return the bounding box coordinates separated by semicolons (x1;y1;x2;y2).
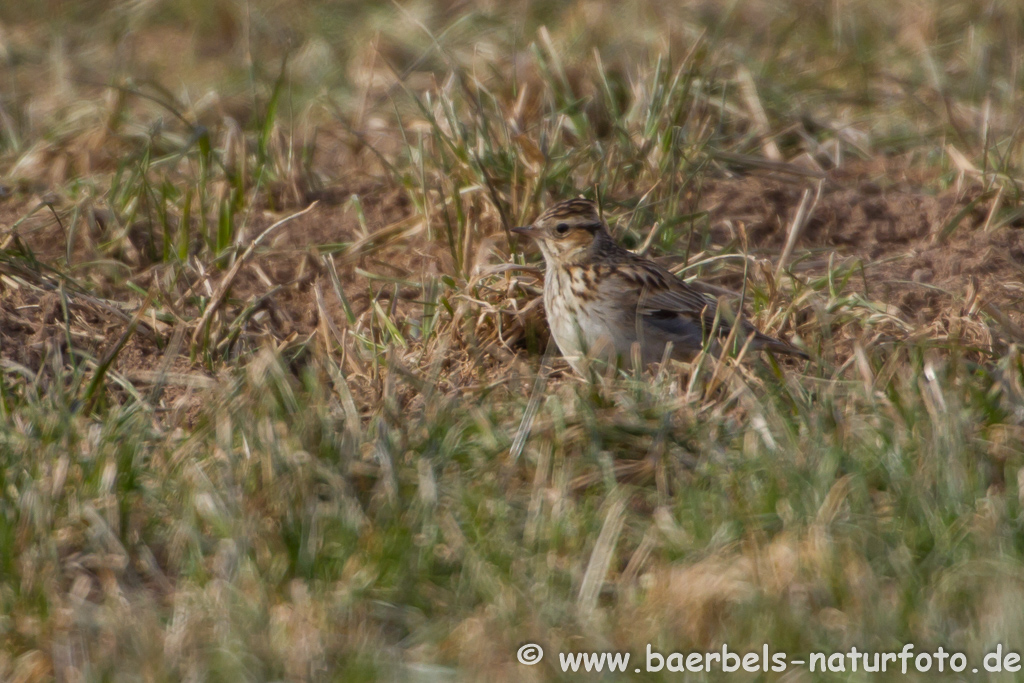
513;198;808;369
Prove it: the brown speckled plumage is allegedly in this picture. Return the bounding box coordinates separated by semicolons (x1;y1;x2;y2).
512;198;808;369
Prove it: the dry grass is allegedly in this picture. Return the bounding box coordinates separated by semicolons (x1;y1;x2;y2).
3;1;1024;681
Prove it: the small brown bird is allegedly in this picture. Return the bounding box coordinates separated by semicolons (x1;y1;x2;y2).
512;198;808;369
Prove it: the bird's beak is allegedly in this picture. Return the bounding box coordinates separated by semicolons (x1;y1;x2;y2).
511;225;536;237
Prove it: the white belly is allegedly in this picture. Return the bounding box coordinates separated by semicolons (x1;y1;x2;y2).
543;268;632;367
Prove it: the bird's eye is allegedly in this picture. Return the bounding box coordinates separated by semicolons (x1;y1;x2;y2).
555;222;570;235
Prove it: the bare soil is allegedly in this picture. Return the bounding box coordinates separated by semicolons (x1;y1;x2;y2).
701;160;1024;324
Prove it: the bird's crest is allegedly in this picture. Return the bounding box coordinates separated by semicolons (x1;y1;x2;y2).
536;197;600;224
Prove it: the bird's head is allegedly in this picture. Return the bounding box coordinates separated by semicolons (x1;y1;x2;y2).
512;198;610;265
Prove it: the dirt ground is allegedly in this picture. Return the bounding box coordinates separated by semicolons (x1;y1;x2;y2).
701;160;1024;323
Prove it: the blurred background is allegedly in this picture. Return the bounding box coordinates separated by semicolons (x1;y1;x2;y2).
3;0;1023;188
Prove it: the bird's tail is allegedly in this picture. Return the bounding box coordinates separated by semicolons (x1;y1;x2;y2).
753;331;810;360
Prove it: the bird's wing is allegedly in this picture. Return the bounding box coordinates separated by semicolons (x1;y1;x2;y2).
622;261;728;331
620;259;777;352
611;257;807;358
639;281;743;340
635;266;807;358
637;281;718;321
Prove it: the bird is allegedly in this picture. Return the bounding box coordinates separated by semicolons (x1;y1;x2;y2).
512;198;808;370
